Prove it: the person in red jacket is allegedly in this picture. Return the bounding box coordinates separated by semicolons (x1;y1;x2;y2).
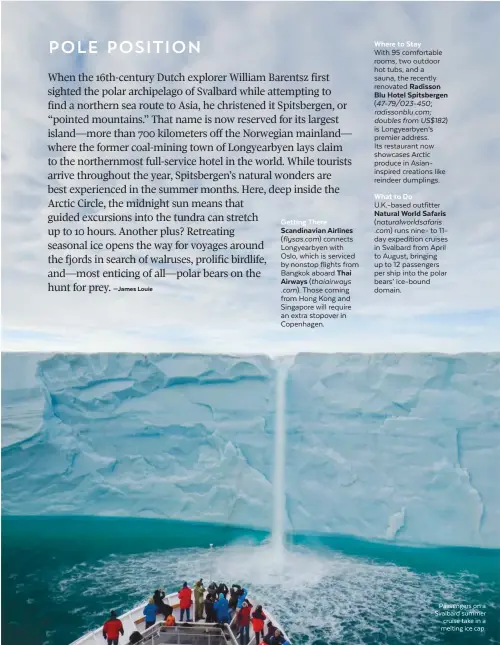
251;605;267;644
102;610;124;645
237;600;252;645
178;581;193;622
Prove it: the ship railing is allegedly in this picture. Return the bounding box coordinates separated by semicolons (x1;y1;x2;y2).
138;623;238;645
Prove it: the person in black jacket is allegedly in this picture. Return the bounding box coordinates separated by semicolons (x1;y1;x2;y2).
205;593;217;622
153;589;172;619
229;584;241;614
217;582;229;598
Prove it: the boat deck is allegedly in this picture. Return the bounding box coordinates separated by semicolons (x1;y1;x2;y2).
70;589;288;645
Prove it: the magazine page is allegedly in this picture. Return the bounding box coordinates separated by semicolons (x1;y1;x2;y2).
1;2;499;645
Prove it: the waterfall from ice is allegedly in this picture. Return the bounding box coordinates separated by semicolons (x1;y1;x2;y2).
271;358;290;559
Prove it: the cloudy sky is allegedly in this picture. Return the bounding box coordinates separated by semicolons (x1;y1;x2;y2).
2;1;500;354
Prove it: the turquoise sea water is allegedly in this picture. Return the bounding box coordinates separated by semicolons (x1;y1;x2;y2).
2;516;499;645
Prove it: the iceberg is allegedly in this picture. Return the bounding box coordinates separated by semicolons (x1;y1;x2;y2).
2;352;499;548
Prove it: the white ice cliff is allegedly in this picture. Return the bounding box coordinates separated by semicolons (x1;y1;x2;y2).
2;352;499;548
286;353;500;548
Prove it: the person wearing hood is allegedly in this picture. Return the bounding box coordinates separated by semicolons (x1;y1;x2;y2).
237;600;252;645
178;582;193;622
251;605;267;644
143;598;157;629
193;579;206;621
236;588;248;609
214;593;230;624
204;593;217;623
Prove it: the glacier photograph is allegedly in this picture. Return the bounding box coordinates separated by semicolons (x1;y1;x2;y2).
1;352;499;645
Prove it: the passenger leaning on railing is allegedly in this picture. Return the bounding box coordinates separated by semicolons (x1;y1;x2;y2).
153;588;172;619
263;622;276;645
269;629;289;645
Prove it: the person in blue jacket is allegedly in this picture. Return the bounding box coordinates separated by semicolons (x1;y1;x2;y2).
214;593;230;624
143;598;157;629
236;588;248;609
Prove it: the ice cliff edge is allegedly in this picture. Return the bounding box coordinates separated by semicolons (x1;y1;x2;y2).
2;352;499;548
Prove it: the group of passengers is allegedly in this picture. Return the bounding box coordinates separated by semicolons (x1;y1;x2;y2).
196;580;289;645
102;581;290;645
